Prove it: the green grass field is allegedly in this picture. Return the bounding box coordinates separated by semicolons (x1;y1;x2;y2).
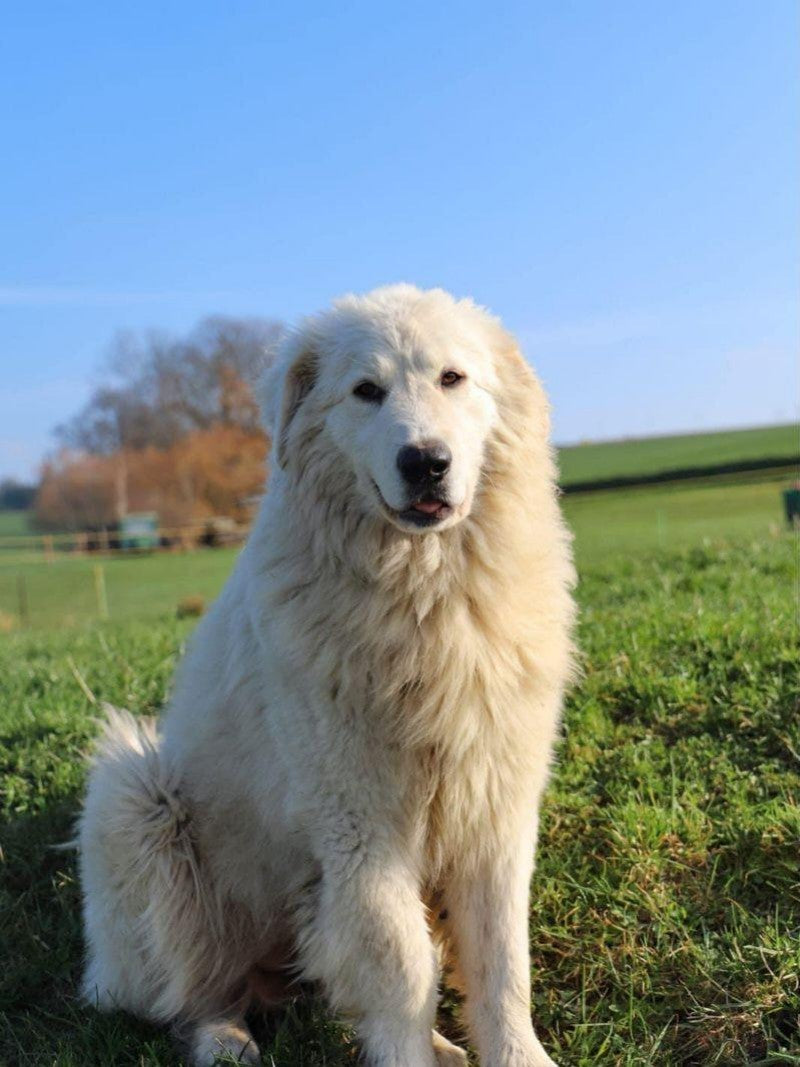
565;475;790;564
558;422;798;486
0;475;791;628
1;466;798;1065
0;548;239;630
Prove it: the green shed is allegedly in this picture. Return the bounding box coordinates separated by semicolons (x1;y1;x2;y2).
120;512;159;550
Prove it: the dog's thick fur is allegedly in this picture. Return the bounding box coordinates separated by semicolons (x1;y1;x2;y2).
79;286;576;1066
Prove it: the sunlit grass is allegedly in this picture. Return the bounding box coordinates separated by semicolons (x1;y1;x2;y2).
1;534;797;1064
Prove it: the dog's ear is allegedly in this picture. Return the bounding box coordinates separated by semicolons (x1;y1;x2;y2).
274;340;319;469
491;327;551;440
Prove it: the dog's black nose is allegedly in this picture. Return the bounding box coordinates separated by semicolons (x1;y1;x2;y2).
396;442;452;486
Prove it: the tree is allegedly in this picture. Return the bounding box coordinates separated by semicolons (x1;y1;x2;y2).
57;315;282;453
34;428;269;532
39;315;281;529
35;452;117;531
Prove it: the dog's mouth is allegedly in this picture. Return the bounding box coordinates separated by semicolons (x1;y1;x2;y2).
372;482;453;528
398;496;453;527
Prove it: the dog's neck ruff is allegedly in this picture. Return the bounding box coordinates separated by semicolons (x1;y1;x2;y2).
273;435;490;613
258;411;575;739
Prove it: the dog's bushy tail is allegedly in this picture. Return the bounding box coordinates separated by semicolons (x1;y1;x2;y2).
80;705;222;1021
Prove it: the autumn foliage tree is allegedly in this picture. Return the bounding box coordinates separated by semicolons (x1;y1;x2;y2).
35;316;281;531
36;454;118;531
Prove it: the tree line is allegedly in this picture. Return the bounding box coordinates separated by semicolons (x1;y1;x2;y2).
34;316;282;531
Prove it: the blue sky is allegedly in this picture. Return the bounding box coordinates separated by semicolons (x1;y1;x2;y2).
0;1;797;480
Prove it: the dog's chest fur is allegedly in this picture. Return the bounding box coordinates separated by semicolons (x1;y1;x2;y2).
269;513;562;877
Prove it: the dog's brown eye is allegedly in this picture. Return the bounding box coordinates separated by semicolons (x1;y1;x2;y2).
440;370;464;388
353;380;385;403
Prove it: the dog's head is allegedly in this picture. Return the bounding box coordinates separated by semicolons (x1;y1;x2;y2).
265;285;548;534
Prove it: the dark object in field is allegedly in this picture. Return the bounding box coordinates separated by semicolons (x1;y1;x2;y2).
783;486;800;527
200;516;248;547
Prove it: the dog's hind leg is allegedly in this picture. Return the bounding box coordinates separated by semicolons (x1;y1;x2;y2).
79;706;224;1024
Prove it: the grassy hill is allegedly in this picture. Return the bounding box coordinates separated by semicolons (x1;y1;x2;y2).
558;422;798;487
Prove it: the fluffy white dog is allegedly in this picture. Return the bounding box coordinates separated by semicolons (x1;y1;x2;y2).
79;285;576;1066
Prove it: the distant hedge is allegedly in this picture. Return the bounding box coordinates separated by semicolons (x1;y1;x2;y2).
561;455;799;494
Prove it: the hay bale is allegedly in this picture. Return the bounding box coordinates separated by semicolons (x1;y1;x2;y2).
176;595;206;619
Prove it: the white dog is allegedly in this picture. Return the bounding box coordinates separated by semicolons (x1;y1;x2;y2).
79;285;576;1066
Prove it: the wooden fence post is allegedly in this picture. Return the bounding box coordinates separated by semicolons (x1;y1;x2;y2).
17;574;29;627
93;564;109;620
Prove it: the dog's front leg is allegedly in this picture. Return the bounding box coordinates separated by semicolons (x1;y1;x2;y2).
300;832;440;1066
446;822;558;1067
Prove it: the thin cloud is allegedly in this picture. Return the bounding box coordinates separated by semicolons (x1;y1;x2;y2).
521;311;657;352
520;294;797;355
0;286;248;308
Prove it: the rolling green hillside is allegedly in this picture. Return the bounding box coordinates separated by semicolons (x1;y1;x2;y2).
557;422;798;486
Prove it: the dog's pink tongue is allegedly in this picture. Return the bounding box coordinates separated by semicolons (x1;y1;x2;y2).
412;500;442;514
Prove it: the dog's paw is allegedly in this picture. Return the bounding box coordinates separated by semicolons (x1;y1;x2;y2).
517;1045;559;1067
190;1020;261;1065
432;1029;468;1065
528;1053;558;1067
488;1036;559;1067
